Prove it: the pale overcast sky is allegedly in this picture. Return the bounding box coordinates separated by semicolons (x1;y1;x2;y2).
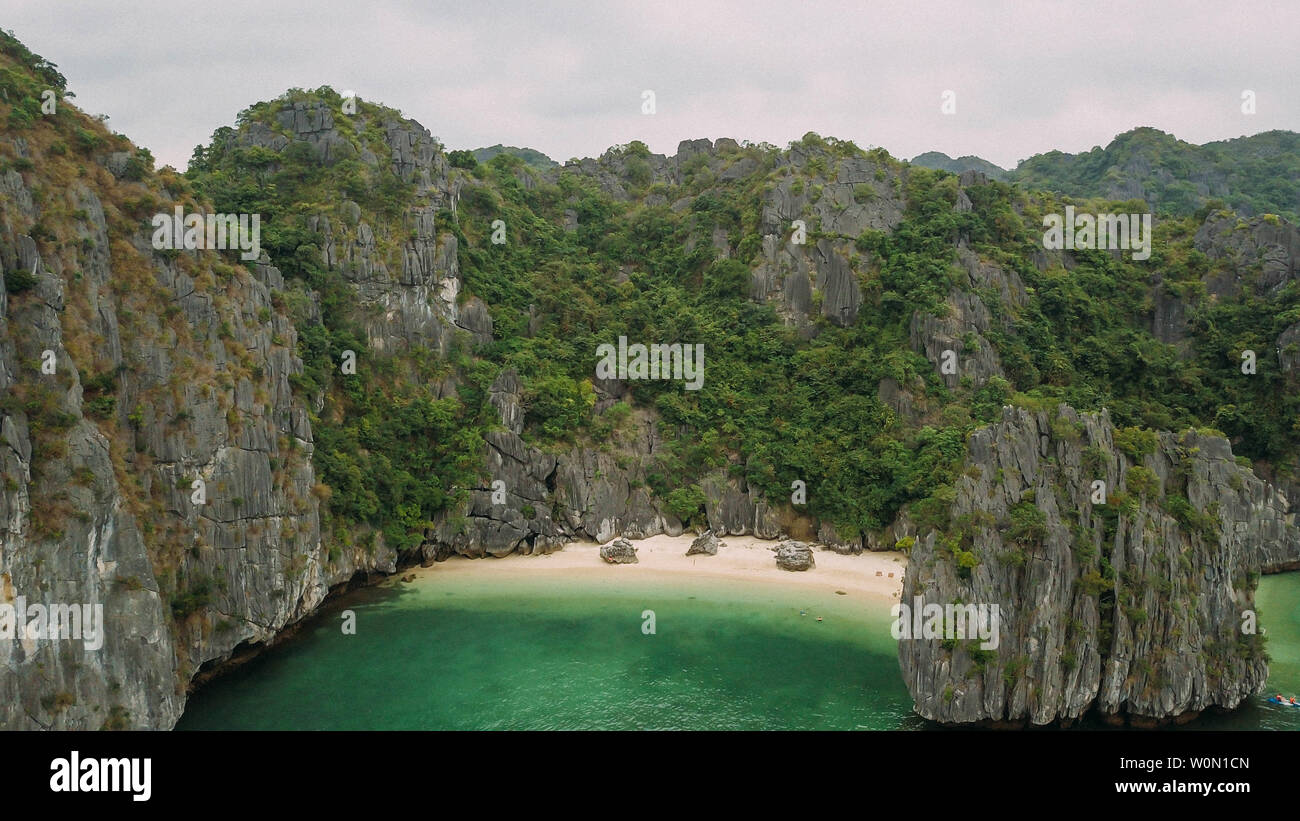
6;0;1298;171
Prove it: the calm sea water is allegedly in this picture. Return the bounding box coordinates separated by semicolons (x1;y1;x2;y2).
176;568;1300;731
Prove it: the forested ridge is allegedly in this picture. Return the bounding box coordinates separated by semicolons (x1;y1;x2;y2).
184;88;1300;553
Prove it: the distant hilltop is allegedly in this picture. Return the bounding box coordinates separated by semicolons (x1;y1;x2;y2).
912;128;1300;223
470;144;558;170
909;151;1008;180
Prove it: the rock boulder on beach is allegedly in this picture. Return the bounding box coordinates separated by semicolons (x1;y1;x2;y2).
600;537;639;564
686;530;722;556
775;540;815;571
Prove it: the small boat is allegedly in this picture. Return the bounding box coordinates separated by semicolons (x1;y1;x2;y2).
816;616;823;622
1267;696;1300;706
799;610;807;616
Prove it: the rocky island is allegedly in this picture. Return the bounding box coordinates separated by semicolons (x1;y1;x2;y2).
1;27;1298;731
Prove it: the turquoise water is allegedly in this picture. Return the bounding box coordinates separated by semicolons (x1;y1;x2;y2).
178;569;920;730
176;568;1300;731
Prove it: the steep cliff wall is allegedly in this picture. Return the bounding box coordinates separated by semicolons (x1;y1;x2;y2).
0;77;454;729
0;118;353;728
899;405;1298;726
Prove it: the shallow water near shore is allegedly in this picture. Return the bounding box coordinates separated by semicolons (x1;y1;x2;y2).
178;566;921;730
176;565;1300;731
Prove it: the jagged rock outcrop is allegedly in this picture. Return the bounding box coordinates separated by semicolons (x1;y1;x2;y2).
558;143;675;201
749;233;815;331
775;540;815;571
426;374;684;557
816;521;863;554
899;405;1299;726
430;429;569;559
956;241;1027;309
761;150;904;238
1148;279;1190;348
686;530;721;556
814;239;863;326
748;146;903;329
699;473;781;538
1194;211;1300;297
910;291;1005;389
902;201;1024;388
239;99;477;356
600;537;637;564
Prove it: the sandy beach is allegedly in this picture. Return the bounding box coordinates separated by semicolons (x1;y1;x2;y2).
406;534;907;604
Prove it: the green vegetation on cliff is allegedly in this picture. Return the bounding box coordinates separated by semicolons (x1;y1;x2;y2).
1009;127;1300;223
182;97;1300;549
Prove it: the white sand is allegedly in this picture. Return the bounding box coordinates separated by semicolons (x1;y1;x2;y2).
408;533;906;604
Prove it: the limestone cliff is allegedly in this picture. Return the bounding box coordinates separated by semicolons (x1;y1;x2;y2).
899;405;1298;726
0;88;418;730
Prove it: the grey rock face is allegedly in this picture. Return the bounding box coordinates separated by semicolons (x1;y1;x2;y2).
104;152;132;179
815;240;862;326
910;291;1005;389
816;521;862;554
744;147;906;331
243;102;465;357
700;473;781;538
0;155;382;729
761;154;904;238
559;144;674;200
775;540;815;571
686;530;722;556
749;233;815;328
1149;281;1189;348
489;369;525;434
1194;212;1300;296
427;400;685;559
274;101;355;165
600;537;638;564
957;243;1027;309
877;377;927;427
455;296;494;347
1279;322;1300;374
430;429;569;559
898;405;1297;726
